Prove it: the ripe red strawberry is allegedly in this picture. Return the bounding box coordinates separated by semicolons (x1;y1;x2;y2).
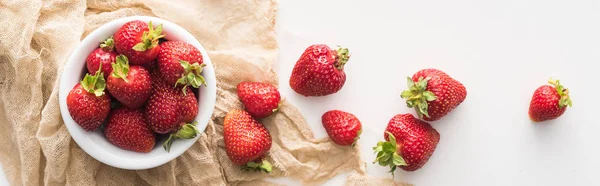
322;110;362;146
104;108;155;153
529;78;572;122
66;68;111;131
106;55;152;108
150;70;199;121
237;82;281;118
150;69;168;92
157;41;206;92
86;37;117;79
113;20;164;66
145;76;199;152
224;109;273;173
289;44;351;96
180;88;199;123
149;69;199;122
146;88;180;134
401;69;467;121
373;113;440;173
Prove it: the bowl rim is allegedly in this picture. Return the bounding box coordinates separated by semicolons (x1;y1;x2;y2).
58;16;217;170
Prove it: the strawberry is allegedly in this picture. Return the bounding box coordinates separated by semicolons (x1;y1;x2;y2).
157;41;206;92
106;55;152;108
149;69;199;122
224;109;273;173
529;78;572;122
149;69;199;121
321;110;362;146
180;91;199;122
289;44;350;96
373;113;440;173
145;76;199;152
237;82;281;118
66;67;111;131
150;69;168;92
86;37;117;79
104;108;155;153
113;20;164;66
401;69;467;121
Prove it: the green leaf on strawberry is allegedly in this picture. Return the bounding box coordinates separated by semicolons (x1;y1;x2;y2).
175;60;207;94
163;122;200;152
81;63;106;97
335;46;351;70
133;21;165;52
401;76;437;118
373;132;407;176
111;55;130;83
100;37;115;51
548;78;572;108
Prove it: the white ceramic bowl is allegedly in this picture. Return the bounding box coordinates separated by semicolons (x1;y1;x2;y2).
59;16;217;170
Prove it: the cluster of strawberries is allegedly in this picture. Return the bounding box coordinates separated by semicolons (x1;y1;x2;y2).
223;44;573;175
223;82;282;173
67;19;573;173
66;20;208;153
220;45;358;173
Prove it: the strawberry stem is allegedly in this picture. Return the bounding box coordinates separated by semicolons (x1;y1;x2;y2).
111;55;130;83
163;122;200;152
548;78;572;108
175;60;207;95
100;37;115;51
335;46;351;70
400;77;437;118
372;132;407;177
242;159;273;173
132;21;165;52
81;63;106;97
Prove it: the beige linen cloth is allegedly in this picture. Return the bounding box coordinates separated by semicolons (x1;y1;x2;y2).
0;0;410;185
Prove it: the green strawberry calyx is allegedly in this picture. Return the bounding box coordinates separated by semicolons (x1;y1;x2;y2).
335;46;351;70
372;132;407;177
351;128;362;147
175;60;207;95
100;36;115;51
163;122;200;152
111;55;130;83
548;78;572;108
242;159;273;173
400;76;437;118
132;21;165;52
81;63;106;97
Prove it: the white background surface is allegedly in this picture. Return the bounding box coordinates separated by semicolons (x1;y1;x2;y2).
273;0;600;185
1;0;598;185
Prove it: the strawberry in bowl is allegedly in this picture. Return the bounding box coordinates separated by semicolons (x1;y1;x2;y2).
59;16;216;170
